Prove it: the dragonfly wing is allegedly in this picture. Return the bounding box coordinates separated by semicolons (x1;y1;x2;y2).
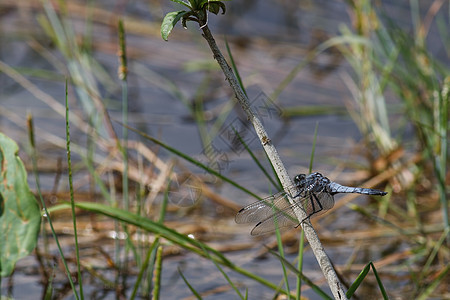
251;205;299;235
237;190;336;235
302;190;335;217
250;193;312;235
235;191;288;224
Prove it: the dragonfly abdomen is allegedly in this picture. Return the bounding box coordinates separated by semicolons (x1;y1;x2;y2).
330;183;387;196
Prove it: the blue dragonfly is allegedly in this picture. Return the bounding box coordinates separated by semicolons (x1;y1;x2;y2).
236;172;388;235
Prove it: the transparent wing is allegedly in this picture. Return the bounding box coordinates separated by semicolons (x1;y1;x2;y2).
251;191;335;235
236;190;336;235
250;202;299;235
235;191;290;224
301;190;335;217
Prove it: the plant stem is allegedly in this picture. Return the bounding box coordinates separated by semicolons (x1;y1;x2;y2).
199;24;348;300
65;81;84;299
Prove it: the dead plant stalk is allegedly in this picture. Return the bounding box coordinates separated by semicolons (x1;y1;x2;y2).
199;24;348;300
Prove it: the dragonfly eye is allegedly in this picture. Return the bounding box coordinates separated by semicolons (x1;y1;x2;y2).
294;174;306;185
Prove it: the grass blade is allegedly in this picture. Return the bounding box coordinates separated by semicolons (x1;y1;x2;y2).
53;201;231;265
225;37;247;97
118;122;260;199
199;243;245;299
130;237;160;300
65;80;84;299
346;263;370;298
416;265;450;300
296;230;305;300
266;248;332;300
178;267;202;299
51;201;293;296
151;245;163;300
232;127;280;190
273;224;290;299
27;118;79;299
346;262;388;300
370;262;388;300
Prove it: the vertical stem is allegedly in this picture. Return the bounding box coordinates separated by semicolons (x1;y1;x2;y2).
437;82;449;242
64;82;83;300
199;24;348;300
118;19;129;211
152;246;163;300
297;230;305;299
118;18;130;291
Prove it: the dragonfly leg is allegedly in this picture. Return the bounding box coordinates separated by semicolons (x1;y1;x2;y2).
297;193;323;224
309;193;324;218
290;191;327;226
298;214;312;225
308;193;316;216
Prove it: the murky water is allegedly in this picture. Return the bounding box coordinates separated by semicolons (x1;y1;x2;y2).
0;0;447;299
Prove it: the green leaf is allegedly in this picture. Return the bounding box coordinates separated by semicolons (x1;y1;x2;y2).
188;0;201;10
0;133;41;277
170;0;192;9
347;262;371;297
161;10;188;41
346;262;388;299
195;0;227;14
206;1;226;15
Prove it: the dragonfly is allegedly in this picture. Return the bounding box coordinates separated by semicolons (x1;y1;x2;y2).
235;172;388;235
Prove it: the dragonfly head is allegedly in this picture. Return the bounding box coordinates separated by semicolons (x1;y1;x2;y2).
293;174;307;187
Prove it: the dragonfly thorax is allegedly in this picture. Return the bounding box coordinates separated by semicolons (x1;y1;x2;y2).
294;172;331;193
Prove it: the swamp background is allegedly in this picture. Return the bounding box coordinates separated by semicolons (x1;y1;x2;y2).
0;0;448;299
